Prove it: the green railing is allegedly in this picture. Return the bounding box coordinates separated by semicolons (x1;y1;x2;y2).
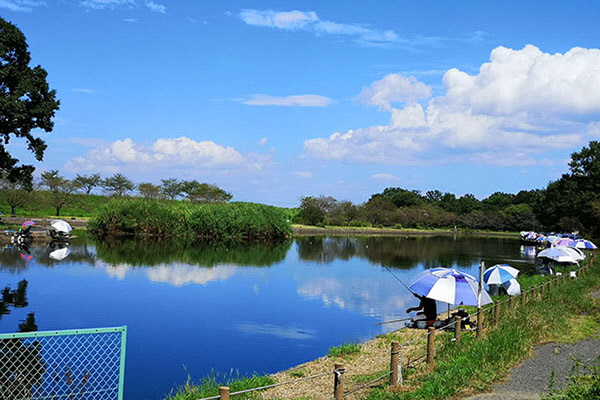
0;326;127;400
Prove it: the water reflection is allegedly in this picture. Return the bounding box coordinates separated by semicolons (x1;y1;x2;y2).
296;235;533;271
0;234;532;400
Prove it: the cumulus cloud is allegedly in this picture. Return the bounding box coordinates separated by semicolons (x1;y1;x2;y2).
357;73;432;111
144;0;165;13
304;45;600;168
63;136;273;176
244;94;332;107
0;0;44;12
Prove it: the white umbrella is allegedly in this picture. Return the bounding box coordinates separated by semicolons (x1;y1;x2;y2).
483;264;520;285
554;245;585;261
49;247;70;260
409;267;493;307
502;278;521;296
51;219;73;234
537;247;578;264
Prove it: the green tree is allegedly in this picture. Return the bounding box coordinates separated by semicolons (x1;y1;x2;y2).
181;180;232;203
376;187;423;208
160;178;184;200
101;173;134;196
138;182;161;199
0;18;60;187
481;192;515;211
362;197;397;227
73;173;101;195
0;173;29;214
40;169;74;216
297;196;327;226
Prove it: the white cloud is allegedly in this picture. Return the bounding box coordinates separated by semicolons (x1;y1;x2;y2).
371;173;400;181
144;0;165;13
80;0;164;12
63;136;273;176
258;137;268;146
304;45;600;168
72;88;96;94
0;0;44;12
357;73;432;111
293;171;314;178
244;94;332;107
239;9;405;46
239;9;318;30
80;0;134;10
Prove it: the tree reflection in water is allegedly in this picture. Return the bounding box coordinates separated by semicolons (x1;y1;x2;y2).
296;235;534;272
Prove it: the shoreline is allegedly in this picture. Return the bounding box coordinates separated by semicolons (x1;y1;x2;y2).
292;225;518;239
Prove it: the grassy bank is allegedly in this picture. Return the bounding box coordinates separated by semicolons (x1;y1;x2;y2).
365;257;600;399
87;198;292;240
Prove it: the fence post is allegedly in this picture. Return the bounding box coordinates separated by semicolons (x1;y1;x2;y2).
477;307;484;338
521;291;527;306
509;296;514;310
427;327;436;367
334;363;345;400
494;302;501;325
541;282;545;297
219;387;230;400
532;286;537;299
454;316;462;345
390;342;400;386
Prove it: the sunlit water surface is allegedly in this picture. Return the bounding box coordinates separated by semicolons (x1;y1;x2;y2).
0;235;538;399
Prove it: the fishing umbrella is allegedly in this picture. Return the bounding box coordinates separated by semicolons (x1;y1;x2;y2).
502;278;521;296
537;247;578;264
483;264;520;285
408;268;493;307
21;220;35;227
49;247;70;261
51;219;72;234
556;238;576;246
574;239;597;250
554;245;585;261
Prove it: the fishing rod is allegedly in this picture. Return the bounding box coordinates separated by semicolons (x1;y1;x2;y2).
372;317;413;326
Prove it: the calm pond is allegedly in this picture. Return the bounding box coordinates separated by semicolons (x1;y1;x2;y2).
0;235;538;399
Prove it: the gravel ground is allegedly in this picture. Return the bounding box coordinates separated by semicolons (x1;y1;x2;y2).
463;287;600;400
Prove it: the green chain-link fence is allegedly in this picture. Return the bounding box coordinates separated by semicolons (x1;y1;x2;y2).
0;326;127;400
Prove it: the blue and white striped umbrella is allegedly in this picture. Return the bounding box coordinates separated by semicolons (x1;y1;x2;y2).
409;268;493;307
574;239;597;250
483;264;520;285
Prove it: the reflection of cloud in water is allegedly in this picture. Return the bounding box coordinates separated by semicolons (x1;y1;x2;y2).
98;261;238;286
236;322;316;340
297;277;409;321
146;264;237;286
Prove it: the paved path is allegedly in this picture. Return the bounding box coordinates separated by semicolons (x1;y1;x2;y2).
465;288;600;400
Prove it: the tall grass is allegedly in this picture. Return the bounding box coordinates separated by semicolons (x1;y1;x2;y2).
87;199;292;241
165;372;276;400
365;259;600;399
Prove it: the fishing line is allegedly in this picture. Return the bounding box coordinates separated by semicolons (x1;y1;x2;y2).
383;265;413;294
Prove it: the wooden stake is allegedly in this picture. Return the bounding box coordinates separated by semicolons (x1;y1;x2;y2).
427;327;435;367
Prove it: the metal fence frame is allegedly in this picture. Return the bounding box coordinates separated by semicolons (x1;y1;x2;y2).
0;326;127;400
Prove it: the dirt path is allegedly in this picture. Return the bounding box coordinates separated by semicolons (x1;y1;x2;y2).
463;288;600;400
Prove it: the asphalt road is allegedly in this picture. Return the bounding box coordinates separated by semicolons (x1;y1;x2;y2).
464;288;600;400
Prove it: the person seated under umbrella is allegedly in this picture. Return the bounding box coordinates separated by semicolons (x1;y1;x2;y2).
406;293;438;324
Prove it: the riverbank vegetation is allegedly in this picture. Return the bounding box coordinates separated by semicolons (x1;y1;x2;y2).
88;199;292;240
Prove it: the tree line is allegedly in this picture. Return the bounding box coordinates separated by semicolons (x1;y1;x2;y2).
0;171;232;216
296;141;600;238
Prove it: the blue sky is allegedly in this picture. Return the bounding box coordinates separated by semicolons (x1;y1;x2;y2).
3;1;600;207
